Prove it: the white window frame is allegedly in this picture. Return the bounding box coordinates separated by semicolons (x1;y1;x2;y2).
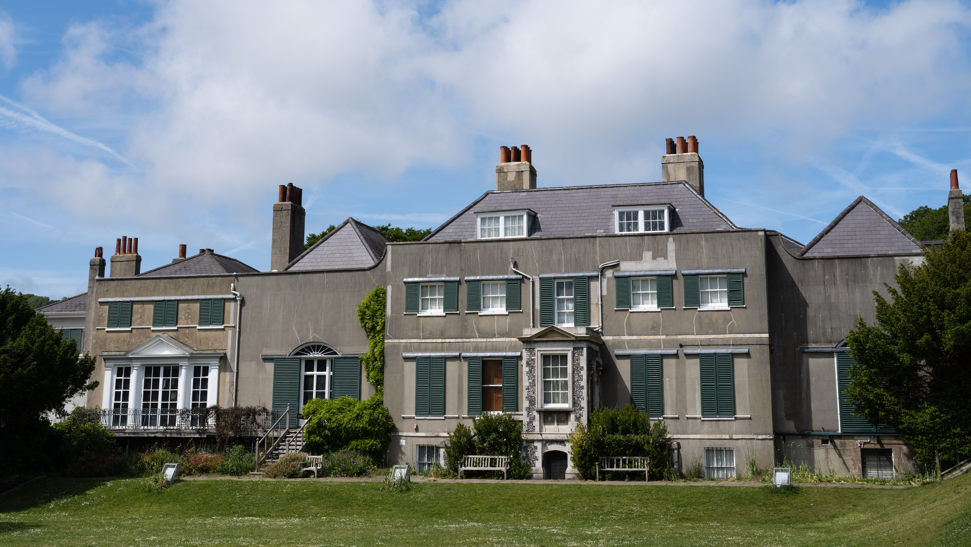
704;447;736;479
301;358;333;408
554;279;574;327
631;277;658;310
419;282;445;316
540;353;571;409
480;281;506;313
416;445;443;473
613;205;671;234
476;210;529;239
699;274;729;310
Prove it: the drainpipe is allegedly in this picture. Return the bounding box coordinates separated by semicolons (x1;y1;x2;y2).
231;282;243;407
597;260;620;333
510;260;534;328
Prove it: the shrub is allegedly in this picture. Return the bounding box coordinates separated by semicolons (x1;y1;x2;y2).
318;450;375;477
214;406;270;452
180;452;223;476
382;466;411;492
217;444;255;476
445;423;475;473
303;396;394;463
53;407;120;465
66;452;129;477
445;414;530;480
568;404;672;481
262;453;307;479
142;447;177;475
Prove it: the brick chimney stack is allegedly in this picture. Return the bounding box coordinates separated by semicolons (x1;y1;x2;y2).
661;135;705;197
950;169;965;234
271;183;306;271
172;244;188;264
496;145;537;191
110;235;141;277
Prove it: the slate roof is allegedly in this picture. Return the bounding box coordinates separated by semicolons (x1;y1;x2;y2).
138;252;258;277
800;196;922;258
425;181;737;242
286;218;388;271
37;293;87;314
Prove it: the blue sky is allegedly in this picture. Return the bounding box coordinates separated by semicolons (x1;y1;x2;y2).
1;0;970;298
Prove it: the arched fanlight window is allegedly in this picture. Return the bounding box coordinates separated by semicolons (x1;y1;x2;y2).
291;343;339;357
836;339;849;348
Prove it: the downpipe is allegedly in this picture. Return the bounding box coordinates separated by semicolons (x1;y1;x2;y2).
231;282;243;407
596;260;620;333
510;260;534;329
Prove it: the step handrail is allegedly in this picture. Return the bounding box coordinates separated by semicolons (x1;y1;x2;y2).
255;404;289;469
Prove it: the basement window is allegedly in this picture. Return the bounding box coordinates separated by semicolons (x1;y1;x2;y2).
614;205;671;234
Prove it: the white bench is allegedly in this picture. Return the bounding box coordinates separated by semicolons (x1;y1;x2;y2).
459;455;509;480
302;455;323;478
596;456;650;481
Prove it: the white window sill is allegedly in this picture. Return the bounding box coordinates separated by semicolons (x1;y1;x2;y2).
701;417;735;421
697;306;730;311
476;236;529;240
151;327;177;331
417;312;446;317
197;325;225;330
555;324;574;328
414;416;446;420
630;307;661;313
106;328;132;332
478;310;508;316
662;414;679;419
539;406;571;411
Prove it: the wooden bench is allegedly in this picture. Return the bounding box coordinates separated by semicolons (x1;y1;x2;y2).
459;455;509;480
301;455;323;478
596;456;650;481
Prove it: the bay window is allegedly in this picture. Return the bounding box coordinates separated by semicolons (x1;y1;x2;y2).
542;354;570;408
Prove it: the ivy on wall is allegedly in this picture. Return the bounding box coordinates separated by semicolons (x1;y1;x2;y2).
357;286;386;393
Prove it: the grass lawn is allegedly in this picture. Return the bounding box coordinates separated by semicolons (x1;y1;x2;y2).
1;474;970;546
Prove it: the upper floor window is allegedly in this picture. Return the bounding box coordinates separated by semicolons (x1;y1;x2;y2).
476;210;530;239
631;277;657;310
614;205;671;234
555;280;574;326
481;281;506;312
420;283;444;314
107;301;132;329
699;275;728;309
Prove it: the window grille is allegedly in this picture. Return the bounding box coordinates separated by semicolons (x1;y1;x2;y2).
416;445;442;473
704;447;736;479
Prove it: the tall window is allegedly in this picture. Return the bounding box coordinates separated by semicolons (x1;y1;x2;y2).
420;283;444;314
542;354;569;407
705;447;736;479
618;210;639;232
302;359;332;407
631;277;657;309
482;359;503;412
112;366;131;427
481;282;506;312
191;365;209;427
555;280;574;326
700;275;728;308
142;365;179;427
477;212;528;239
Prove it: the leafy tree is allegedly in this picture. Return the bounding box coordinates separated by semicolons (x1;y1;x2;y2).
444;413;531;479
0;287;98;471
846;230;971;469
568;405;672;480
305;223;433;250
357;287;385;392
24;294;55;308
305;225;338;249
897;195;970;240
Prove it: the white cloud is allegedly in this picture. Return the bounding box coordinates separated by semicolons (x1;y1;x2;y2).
0;12;16;69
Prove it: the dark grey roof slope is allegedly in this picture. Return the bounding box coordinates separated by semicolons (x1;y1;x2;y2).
286;218;388;272
425;181;737;242
800;196;921;258
138;252;258;277
780;234;804;254
37;293;86;314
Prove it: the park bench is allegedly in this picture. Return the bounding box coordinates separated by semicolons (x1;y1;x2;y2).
596;456;650;481
459;455;509;480
301;455;323;478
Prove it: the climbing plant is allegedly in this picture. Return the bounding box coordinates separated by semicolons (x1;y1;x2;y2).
357;286;386;392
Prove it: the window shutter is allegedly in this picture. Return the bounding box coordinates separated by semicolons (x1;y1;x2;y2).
502;356;518;412
444;281;459;313
657;276;674;308
727;273;744;307
198;299;211;326
574;276;590;327
429;356;446;416
210;299;224;326
61;329;82;349
415;357;430;416
630;355;646;412
164;301;178;327
715;353;734;417
405;283;419;314
683;274;700;308
467;357;482;416
332;357;361;401
119;301;132;328
466;280;481;313
539;278;554;327
272;358;300;427
153;301;165;327
838;353;872;433
700;354;717;416
615;276;631;309
107;302;119;329
646;354;663;417
506;279;521;311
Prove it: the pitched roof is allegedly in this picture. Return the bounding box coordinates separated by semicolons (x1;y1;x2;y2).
138;251;258;277
800;196;922;258
286;218;388;271
37;292;87;314
425;181;737;242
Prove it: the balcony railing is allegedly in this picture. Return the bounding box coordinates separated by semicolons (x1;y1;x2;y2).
91;407;287;432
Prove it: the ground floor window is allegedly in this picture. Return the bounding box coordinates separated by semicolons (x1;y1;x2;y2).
542;354;569;407
862;448;894;479
191;365;210;426
112;366;131;427
704;447;735;479
482;359;503;412
302;359;332;407
416;445;442;473
142;365;180;427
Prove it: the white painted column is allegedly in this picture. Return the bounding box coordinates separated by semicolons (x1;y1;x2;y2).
101;365;114;409
130;365;144;411
207;362;220;407
179;363;192;410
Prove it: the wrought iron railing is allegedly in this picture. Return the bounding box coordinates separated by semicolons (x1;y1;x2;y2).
94;407;289;432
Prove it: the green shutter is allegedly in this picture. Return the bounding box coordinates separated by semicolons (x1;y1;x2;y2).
332;357;361;401
199;299;211;326
574;276;589;326
700;354;717;416
405;283;419;314
61;329;83;349
415;357;430;416
615;276;631;309
466;281;481;313
165;301;178;327
657;276;674;308
467;357;482;416
502;356;518;412
505;279;521;311
540;278;554;327
209;299;224;326
429;356;445;416
727;273;744;307
646;355;663;417
153;301;166;327
630;355;646;412
119;301;132;328
273;358;300;427
683;274;700;308
838;353;873;433
444;281;459;313
107;302;119;329
715;354;734;417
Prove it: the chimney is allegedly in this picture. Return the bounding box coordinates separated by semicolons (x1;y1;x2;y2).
271;183;306;271
172;244;188;264
110;235;141;277
950;169;965;235
661;135;705;197
85;246;106;355
496;144;537;191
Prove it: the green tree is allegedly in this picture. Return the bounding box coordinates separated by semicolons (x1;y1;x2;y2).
846;230;971;469
305;223;432;250
897;195;970;240
24;294;55;308
357;287;385;393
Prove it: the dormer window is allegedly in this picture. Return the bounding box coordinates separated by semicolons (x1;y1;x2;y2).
476;210;530;239
614;205;671;234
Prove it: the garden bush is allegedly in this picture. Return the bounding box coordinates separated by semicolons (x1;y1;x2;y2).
216;444;255;476
262;453;307;478
444;413;530;479
52;407;120;464
317;450;375;477
568;404;672;481
180;452;223;475
303;396;394;463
